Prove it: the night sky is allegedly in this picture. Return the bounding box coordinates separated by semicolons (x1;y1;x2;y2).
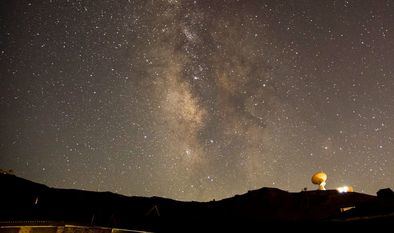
1;0;393;201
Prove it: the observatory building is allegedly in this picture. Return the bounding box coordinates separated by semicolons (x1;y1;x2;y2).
311;171;327;190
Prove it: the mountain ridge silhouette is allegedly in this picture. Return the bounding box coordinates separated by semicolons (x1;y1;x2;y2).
1;173;393;231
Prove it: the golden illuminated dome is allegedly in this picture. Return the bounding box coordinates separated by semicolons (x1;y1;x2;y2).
311;171;327;185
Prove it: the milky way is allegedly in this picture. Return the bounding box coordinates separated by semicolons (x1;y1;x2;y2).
1;0;393;201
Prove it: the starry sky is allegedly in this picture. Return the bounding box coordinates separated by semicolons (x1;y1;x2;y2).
1;0;393;201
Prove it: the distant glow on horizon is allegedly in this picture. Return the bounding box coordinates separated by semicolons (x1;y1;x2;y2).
337;186;351;193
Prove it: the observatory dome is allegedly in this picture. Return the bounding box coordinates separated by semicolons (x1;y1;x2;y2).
311;172;327;185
